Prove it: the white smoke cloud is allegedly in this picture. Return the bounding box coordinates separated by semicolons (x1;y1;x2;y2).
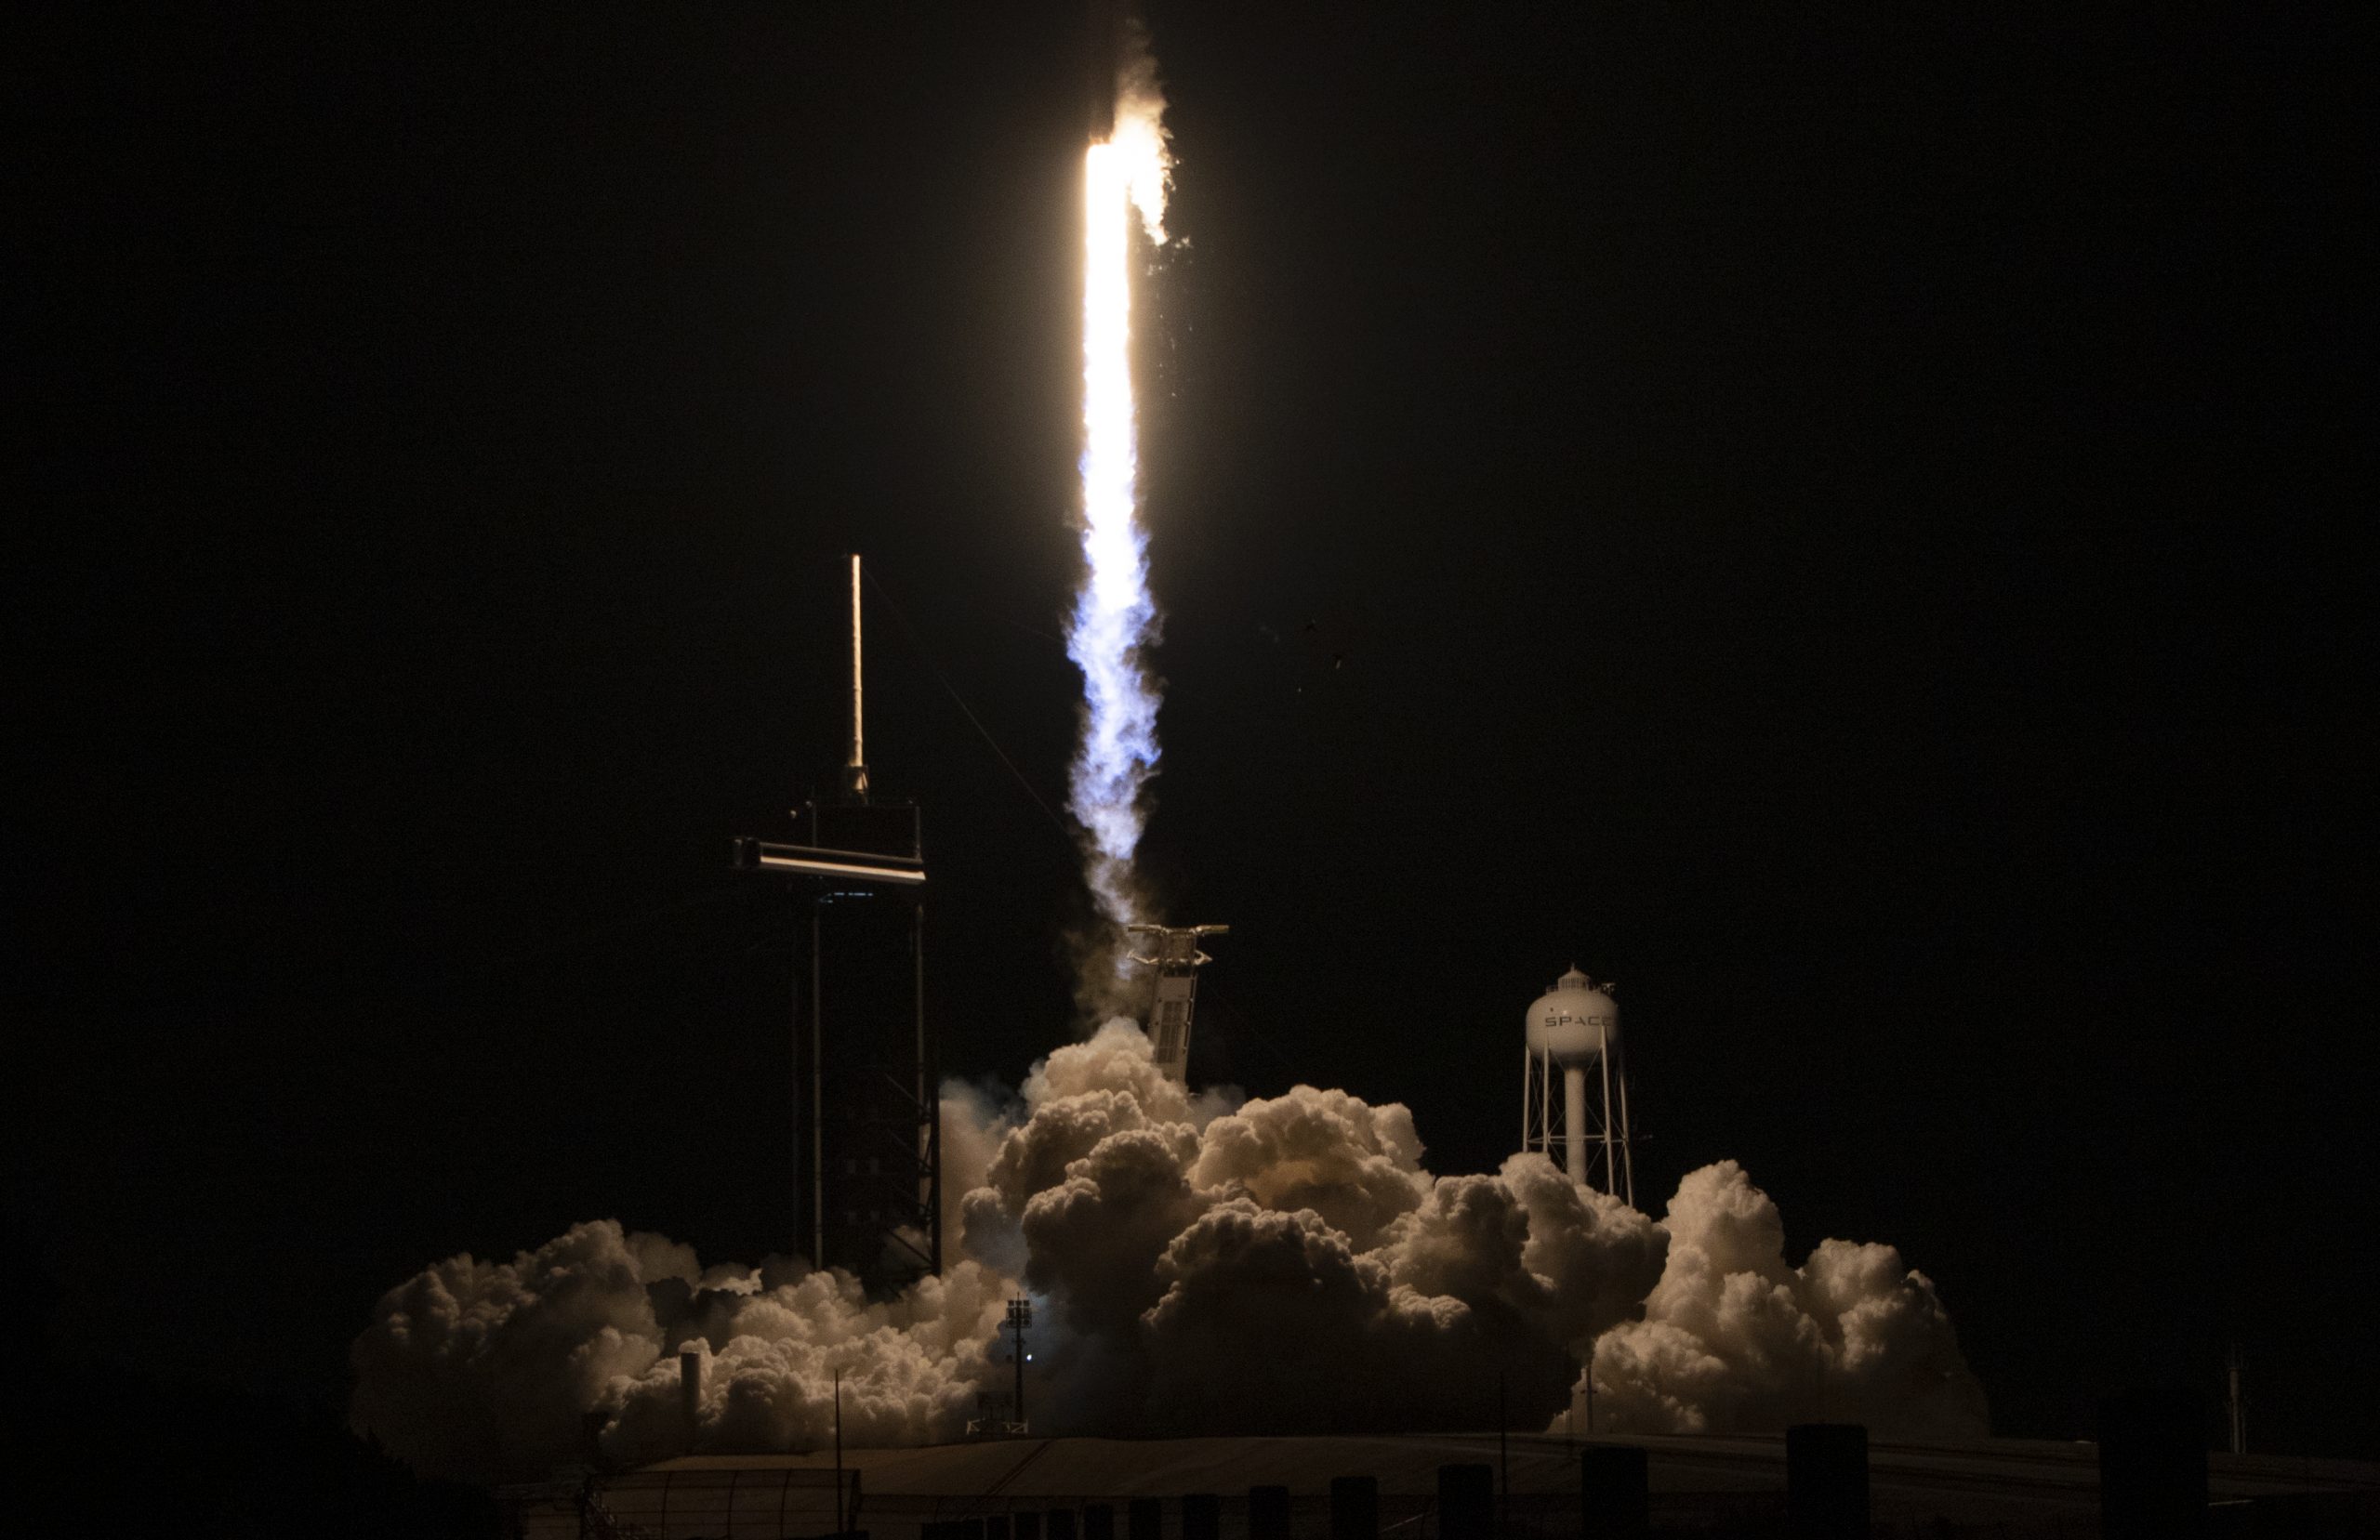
350;1220;668;1484
1580;1161;1989;1440
935;1077;1012;1251
352;1029;1985;1481
351;1219;1013;1484
614;1261;1013;1467
1190;1085;1430;1250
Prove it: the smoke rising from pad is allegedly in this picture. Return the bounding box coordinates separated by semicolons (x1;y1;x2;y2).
1580;1161;1990;1439
352;1025;1986;1481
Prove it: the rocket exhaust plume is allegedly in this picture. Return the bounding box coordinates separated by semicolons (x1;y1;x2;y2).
1068;26;1171;960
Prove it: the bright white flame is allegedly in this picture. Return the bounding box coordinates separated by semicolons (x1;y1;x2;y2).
1068;93;1170;934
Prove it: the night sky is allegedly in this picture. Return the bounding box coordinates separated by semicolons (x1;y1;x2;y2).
13;4;2370;1461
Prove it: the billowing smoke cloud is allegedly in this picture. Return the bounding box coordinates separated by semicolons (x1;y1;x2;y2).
350;1219;1016;1486
352;1027;1984;1482
1582;1162;1989;1440
350;1222;674;1484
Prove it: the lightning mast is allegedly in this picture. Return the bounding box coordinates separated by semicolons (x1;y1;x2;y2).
732;555;938;1292
844;553;868;799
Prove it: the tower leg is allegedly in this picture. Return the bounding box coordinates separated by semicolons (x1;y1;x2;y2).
1564;1065;1588;1182
810;904;825;1265
1598;1024;1616;1196
1616;1057;1634;1208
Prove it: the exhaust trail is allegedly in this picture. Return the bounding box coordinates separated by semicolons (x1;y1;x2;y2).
1067;33;1171;950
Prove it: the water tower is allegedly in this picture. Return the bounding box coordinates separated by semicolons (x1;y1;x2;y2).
1523;968;1633;1204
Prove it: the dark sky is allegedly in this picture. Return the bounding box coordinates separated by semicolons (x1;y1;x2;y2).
11;5;2370;1458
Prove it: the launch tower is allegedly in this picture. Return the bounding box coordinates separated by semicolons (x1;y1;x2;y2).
1126;923;1227;1081
1523;968;1633;1204
732;556;939;1291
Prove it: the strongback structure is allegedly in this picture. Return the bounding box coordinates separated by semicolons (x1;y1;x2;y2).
732;556;938;1293
1523;967;1633;1204
1125;923;1227;1081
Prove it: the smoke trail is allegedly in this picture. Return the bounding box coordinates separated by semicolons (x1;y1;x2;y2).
1068;33;1172;945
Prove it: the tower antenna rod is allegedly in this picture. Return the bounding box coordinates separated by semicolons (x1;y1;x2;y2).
846;553;869;799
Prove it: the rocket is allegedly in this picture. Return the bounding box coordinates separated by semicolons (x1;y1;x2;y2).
1087;0;1122;141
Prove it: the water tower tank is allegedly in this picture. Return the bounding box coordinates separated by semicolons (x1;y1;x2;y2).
1526;968;1619;1067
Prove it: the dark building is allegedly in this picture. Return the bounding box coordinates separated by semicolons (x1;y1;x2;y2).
799;796;937;1287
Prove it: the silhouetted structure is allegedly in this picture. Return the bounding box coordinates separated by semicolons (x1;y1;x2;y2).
1437;1464;1493;1540
512;1428;2380;1540
1005;1296;1034;1433
1580;1445;1649;1539
1329;1476;1379;1540
1082;1503;1115;1540
1787;1424;1871;1539
2224;1343;2249;1456
2100;1388;2209;1540
1247;1485;1289;1540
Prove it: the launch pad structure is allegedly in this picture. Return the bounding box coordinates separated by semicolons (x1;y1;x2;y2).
1127;923;1227;1082
732;556;939;1293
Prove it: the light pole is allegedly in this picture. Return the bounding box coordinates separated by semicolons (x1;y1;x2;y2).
1006;1296;1034;1434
